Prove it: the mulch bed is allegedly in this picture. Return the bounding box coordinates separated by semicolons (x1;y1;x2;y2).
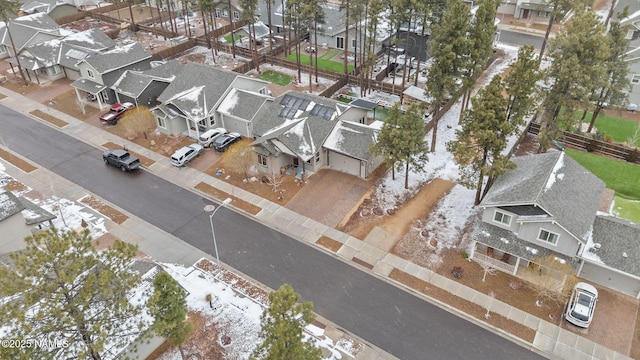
0;148;37;173
194;182;261;216
29;109;68;127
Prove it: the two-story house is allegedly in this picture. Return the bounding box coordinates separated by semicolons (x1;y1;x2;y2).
19;0;79;20
470;151;640;298
70;42;152;108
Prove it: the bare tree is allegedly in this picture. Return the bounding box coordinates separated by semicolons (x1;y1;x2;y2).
525;255;578;306
479;262;498;282
119;106;156;140
226;140;254;181
267;168;284;193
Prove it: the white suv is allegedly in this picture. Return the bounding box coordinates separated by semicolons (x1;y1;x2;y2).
170;144;203;167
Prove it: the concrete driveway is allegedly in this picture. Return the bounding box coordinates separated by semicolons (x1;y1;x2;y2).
286;169;373;227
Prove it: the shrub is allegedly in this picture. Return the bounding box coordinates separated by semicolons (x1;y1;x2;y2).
460;251;469;259
451;266;464;279
625;148;640;164
586;139;600;153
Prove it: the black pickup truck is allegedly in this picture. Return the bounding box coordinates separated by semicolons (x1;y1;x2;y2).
103;149;141;172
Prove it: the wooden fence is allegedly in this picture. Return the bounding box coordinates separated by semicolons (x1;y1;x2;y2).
527;123;639;163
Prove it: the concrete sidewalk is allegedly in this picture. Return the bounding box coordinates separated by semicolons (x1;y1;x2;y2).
0;85;631;360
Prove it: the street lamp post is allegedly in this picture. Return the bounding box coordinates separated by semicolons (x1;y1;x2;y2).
204;198;232;271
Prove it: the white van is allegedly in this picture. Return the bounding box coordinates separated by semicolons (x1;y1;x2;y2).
199;128;227;147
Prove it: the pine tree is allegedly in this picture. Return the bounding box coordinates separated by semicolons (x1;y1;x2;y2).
239;0;260;72
0;228;146;360
585;9;632;132
251;284;321;360
503;45;541;127
540;8;608;152
396;103;429;189
148;271;192;358
458;0;497;122
425;0;472;152
447;75;515;205
370;103;403;180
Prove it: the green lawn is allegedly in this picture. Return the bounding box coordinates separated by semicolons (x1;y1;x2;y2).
258;70;292;86
612;196;640;224
319;49;341;60
284;52;354;73
566;148;640;223
223;34;244;44
569;110;640;146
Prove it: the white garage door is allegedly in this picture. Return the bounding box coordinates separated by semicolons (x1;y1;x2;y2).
328;151;360;177
580;261;640;298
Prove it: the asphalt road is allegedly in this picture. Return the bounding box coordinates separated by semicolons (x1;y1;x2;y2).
0;105;544;360
497;30;544;49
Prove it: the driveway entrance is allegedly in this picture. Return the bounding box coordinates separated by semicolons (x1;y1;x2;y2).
285;169;372;227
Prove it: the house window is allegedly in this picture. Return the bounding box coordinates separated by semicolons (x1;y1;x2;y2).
233;11;239;20
493;211;511;226
87;69;94;78
0;45;6;55
157;117;166;128
258;154;267;166
315;152;320;163
536;11;549;17
351;39;357;49
208;115;215;126
52;65;61;75
632;74;640;85
336;37;344;49
538;229;559;245
215;8;222;17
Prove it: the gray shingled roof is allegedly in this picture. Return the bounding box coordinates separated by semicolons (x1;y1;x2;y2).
157;62;238;120
481;151;605;242
586;215;640;277
253;91;345;161
0;13;60;51
111;60;181;98
217;88;270;120
0;191;56;225
82;42;151;74
323;120;378;161
472;221;580;271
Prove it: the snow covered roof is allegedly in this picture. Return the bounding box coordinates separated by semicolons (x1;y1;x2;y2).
481;151;605;242
80;42;151;74
157;62;239;121
252;91;346;161
217;88;271;120
323;120;378;161
111;61;180;98
0;191;56;225
0;13;61;51
582;215;640;278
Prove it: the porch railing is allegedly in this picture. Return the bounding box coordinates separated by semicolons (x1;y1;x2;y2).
472;252;515;274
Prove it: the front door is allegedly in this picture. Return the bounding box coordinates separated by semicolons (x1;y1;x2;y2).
522;9;529;19
293;157;299;167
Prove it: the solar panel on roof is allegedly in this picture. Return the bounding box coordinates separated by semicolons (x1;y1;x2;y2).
310;104;335;120
279;94;310;118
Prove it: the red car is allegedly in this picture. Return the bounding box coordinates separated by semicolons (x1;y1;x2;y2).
100;102;134;125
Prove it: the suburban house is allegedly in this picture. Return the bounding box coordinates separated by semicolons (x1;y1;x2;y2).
151;62;270;139
255;0;389;54
0;191;56;254
470;151;640;298
620;0;640;107
498;0;553;22
251;91;379;178
111;60;183;107
70;42;152;108
19;0;79;20
0;13;62;76
12;28;116;84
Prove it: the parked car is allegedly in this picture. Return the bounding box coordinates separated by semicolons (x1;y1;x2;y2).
212;132;241;152
103;149;141;172
170;144;203;167
198;128;227;148
565;282;598;328
100;102;134;125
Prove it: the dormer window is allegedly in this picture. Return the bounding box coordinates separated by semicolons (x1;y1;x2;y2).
87;69;94;78
538;229;559;245
493;211;511;226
